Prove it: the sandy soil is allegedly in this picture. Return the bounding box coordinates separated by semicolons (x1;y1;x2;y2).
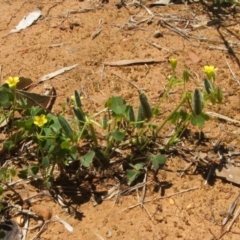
1;0;240;239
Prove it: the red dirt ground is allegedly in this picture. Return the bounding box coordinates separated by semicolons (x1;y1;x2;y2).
1;0;240;239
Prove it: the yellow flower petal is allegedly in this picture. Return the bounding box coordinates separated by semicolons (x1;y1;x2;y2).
5;76;20;88
169;58;177;71
34;114;48;127
203;65;218;79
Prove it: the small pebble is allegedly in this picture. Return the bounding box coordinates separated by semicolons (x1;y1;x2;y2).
106;230;112;238
153;30;163;38
169;198;175;205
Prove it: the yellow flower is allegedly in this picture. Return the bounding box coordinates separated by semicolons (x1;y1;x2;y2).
169;58;177;71
203;65;218;79
34;114;48;127
5;76;20;88
70;94;83;104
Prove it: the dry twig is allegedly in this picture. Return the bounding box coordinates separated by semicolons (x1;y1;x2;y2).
225;58;240;86
219;206;240;239
121;186;199;212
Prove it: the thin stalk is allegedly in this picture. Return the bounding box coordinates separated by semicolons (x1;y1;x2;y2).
92;108;108;118
36;128;45;161
140;138;150;151
89;123;98;147
155;93;188;136
166;114;191;147
9;90;17;138
104;118;116;155
77;121;88;141
154;78;175;112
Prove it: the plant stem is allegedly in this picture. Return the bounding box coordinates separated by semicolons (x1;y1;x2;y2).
89;122;98;147
166;114;191;147
154;78;175;112
155;93;188;136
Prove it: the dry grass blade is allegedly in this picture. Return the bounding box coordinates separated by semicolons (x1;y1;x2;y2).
120;181;152;196
103;58;165;66
206;111;240;124
94;233;105;240
22;215;29;240
225;58;240;86
31;215;73;240
91;28;102;40
144;39;170;53
161;20;189;39
68;8;95;14
140;172;147;208
209;46;240;53
121;186;199;212
222;193;240;226
38;64;78;82
219;206;240;239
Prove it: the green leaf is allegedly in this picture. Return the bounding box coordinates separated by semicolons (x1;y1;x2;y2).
29;165;39;176
126;169;144;185
42;157;50;169
152;108;159;116
204;79;214;94
139;93;152;119
112;130;125;141
0;186;3;196
41;139;55;151
74;90;82;107
0;230;5;239
15;118;34;130
70;145;77;154
192;89;203;116
201;113;210;121
47;113;61;129
106;96;126;115
0;90;10;108
215;87;223;103
125;105;135;122
151;154;166;170
23;106;41;116
129;162;144;170
134;163;144;170
136;105;144;128
18;169;28;179
58;115;74;140
183;69;190;82
61;140;70;149
100;115;108;129
0;203;4;213
126;169;139;185
3;141;15;151
169;111;180;124
179;109;188;120
9;168;16;177
80;150;95;167
149;124;157;131
191;115;205;127
73;107;85;124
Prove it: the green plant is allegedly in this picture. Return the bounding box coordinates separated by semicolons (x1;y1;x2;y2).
214;0;240;4
0;61;223;187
